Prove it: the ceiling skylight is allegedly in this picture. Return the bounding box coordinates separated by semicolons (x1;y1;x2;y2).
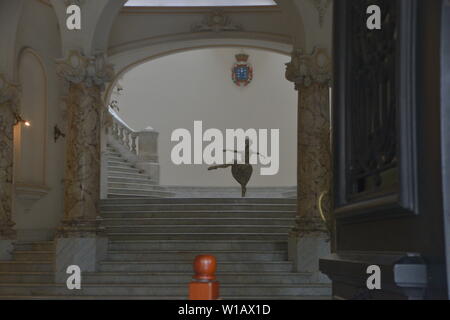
124;0;277;7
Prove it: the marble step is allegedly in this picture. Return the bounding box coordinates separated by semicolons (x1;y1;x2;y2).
13;242;54;252
107;162;134;170
105;251;287;261
104;225;291;235
105;149;122;157
101;198;297;205
0;273;54;283
107;189;175;197
107;172;152;180
107;194;169;199
106;233;289;241
101;211;296;219
0;283;331;297
102;217;295;226
108;176;154;184
81;272;312;284
0;262;53;272
107;155;128;162
0;272;311;285
108;166;142;174
108;182;167;191
167;187;297;199
12;251;54;261
108;240;287;251
100;204;296;212
99;261;292;273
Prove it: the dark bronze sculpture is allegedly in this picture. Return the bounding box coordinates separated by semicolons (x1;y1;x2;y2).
208;138;260;197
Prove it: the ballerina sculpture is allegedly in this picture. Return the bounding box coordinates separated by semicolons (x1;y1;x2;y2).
208;138;264;197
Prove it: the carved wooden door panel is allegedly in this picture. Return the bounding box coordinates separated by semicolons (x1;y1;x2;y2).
320;0;449;299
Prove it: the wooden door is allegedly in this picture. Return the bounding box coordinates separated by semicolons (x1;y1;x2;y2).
320;0;449;299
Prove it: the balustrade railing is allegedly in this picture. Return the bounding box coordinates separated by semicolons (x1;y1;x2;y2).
109;107;138;155
106;106;160;182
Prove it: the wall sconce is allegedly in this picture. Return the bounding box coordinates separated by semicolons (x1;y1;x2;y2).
54;125;66;143
13;112;31;127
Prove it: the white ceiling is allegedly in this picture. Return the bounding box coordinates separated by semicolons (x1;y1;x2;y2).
124;0;277;7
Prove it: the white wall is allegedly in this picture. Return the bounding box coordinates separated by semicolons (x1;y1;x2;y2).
12;0;64;241
115;47;297;187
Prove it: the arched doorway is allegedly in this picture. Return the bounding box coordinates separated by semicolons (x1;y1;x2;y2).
102;46;297;198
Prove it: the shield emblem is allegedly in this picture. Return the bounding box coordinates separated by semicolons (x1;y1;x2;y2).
232;53;253;87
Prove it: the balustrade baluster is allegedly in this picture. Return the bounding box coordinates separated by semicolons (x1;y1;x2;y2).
131;133;137;154
118;126;125;146
124;128;131;152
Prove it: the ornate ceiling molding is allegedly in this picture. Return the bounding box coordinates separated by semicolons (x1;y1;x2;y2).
56;51;114;88
285;47;332;88
308;0;332;27
64;0;85;6
191;10;243;33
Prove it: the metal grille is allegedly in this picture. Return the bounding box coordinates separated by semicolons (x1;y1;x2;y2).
347;0;399;197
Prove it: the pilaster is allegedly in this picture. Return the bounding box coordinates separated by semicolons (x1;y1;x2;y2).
54;51;113;280
55;50;113;238
285;48;332;281
0;74;20;259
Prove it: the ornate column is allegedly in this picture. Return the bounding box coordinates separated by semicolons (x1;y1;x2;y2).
54;51;113;280
0;75;19;259
285;48;332;282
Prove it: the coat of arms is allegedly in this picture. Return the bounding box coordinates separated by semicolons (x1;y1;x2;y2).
232;53;253;87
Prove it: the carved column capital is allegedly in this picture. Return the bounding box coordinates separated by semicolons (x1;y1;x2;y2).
56;50;114;89
285;47;332;89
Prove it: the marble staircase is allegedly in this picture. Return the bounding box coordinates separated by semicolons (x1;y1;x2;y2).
106;145;175;198
106;144;297;199
0;198;331;299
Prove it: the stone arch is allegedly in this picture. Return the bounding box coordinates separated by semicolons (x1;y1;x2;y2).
49;0;127;56
88;0;129;54
65;0;307;55
102;44;298;191
105;35;293;102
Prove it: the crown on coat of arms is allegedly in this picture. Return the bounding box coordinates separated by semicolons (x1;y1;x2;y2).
235;53;249;62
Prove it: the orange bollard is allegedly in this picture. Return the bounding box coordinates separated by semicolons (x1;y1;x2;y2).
188;255;220;300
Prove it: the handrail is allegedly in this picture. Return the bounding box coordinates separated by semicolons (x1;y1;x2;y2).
105;106;160;182
107;106;138;155
108;106;135;133
318;190;332;233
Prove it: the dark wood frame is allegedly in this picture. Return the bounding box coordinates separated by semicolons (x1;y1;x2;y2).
333;0;419;221
440;0;450;298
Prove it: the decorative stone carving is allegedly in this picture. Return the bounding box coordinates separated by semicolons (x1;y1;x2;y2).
0;74;20;239
56;51;114;90
285;47;332;89
285;48;332;236
192;10;243;33
64;0;85;6
285;48;332;279
56;51;113;237
308;0;332;27
291;81;331;236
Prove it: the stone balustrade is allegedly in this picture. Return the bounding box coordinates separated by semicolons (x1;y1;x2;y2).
107;107;160;183
108;107;138;155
